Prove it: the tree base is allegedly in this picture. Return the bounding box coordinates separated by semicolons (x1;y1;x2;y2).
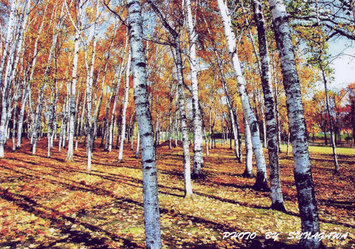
271;201;287;213
191;172;201;179
191;165;204;179
299;238;325;249
242;170;253;178
253;172;270;192
184;193;194;199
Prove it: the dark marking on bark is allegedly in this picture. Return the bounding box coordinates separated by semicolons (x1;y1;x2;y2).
271;201;287;212
250;121;259;133
144;159;154;164
136;62;146;68
253;171;270;192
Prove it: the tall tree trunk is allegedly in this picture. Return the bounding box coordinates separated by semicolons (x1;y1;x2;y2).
135;128;140;158
147;0;193;197
47;83;56;158
252;0;285;211
185;0;204;177
118;52;131;163
85;0;100;170
66;0;84;161
127;0;162;247
274;82;282;153
243;114;253;177
217;0;269;191
17;83;29;148
268;0;322;248
319;61;339;173
0;0;30;158
12;102;17;151
17;2;52;149
108;57;125;152
174;41;193;198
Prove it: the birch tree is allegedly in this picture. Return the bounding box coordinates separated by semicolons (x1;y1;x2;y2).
243;114;253;177
0;0;30;158
118;52;131;163
127;0;162;247
32;2;63;155
148;0;193;198
185;0;204;176
66;0;84;161
85;0;99;171
252;0;285;211
268;0;322;248
217;0;269;191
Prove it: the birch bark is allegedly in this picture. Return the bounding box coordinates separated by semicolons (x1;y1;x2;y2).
319;61;339;173
268;0;322;247
147;0;193;197
174;40;193;198
217;0;268;190
85;1;99;170
0;0;30;157
252;0;285;211
66;0;84;161
118;52;131;162
32;3;62;155
185;0;204;176
127;0;162;247
243;114;253;177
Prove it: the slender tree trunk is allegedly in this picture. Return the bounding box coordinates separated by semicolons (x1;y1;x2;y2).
47;84;56;158
118;52;131;163
135;128;140;158
85;0;100;170
67;0;84;161
0;0;30;157
252;0;285;211
108;59;125;152
319;61;339;173
148;0;194;197
243;114;253;177
268;0;322;247
185;0;204;177
12;103;17;151
127;1;162;247
174;40;193;198
274;83;282;153
0;0;17;90
17;83;29;148
217;0;268;191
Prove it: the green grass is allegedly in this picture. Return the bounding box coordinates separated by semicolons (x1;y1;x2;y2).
280;144;355;156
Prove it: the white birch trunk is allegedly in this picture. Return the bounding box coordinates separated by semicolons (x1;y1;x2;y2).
243;115;253;177
0;0;30;158
66;0;84;161
109;63;125;152
127;1;162;247
268;0;322;247
174;41;193;198
147;0;193;197
17;2;51;148
252;0;285;211
0;0;17;89
319;61;339;173
118;52;131;162
217;0;268;190
185;0;204;176
85;0;100;170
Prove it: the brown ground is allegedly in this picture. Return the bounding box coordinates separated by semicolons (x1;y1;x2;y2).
0;138;354;248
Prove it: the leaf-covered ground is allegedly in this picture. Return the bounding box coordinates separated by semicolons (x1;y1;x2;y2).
0;139;354;248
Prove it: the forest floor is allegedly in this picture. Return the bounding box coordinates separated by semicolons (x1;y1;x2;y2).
0;138;354;249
